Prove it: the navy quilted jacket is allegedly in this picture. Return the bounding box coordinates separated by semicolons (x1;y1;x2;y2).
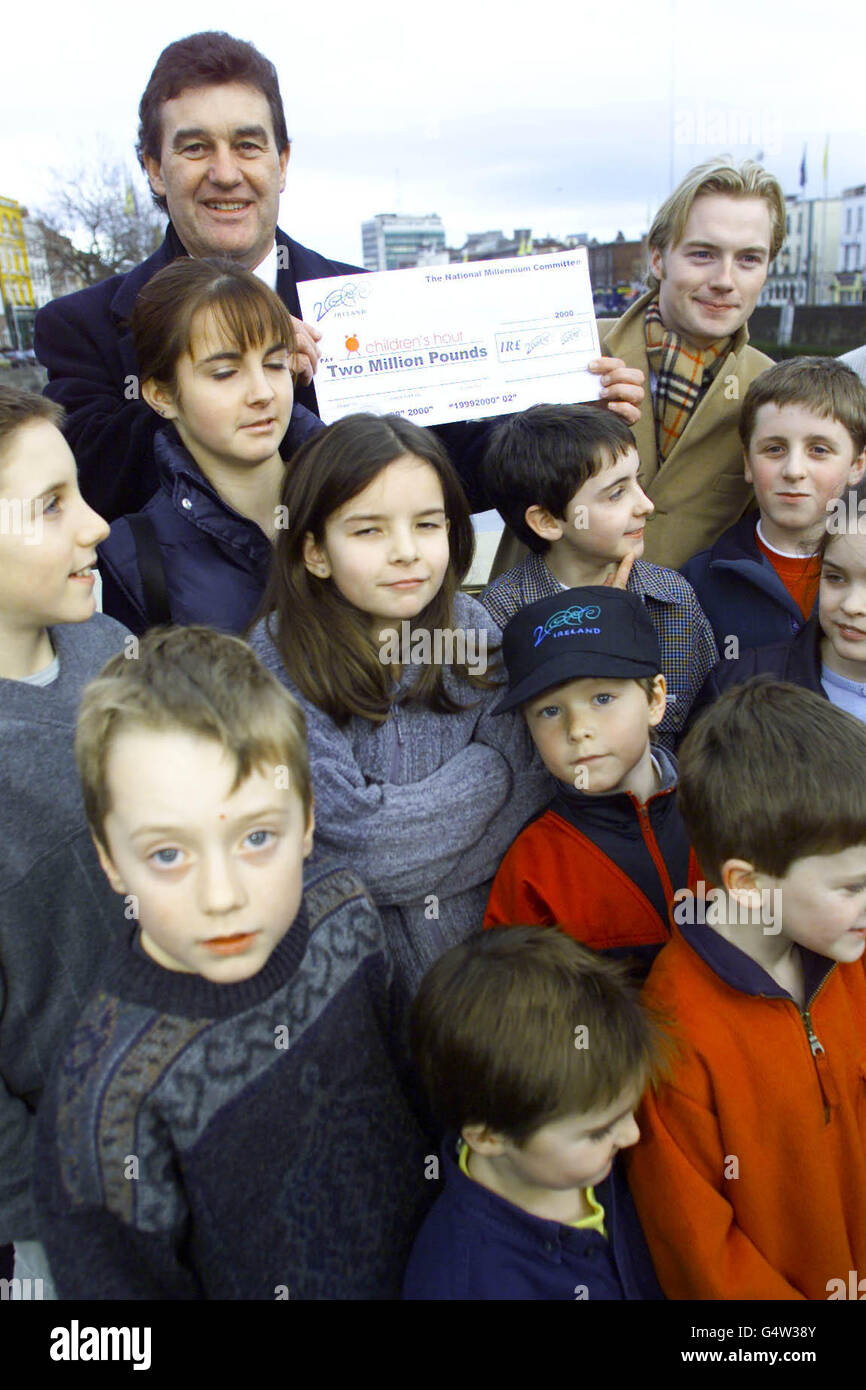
98;410;322;635
692;610;825;719
681;510;810;652
35;224;359;520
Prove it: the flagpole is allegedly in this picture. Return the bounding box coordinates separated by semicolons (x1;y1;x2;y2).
668;0;676;192
820;136;829;305
800;143;811;303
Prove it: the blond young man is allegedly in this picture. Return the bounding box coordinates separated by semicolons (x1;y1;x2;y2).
491;157;786;581
599;157;785;568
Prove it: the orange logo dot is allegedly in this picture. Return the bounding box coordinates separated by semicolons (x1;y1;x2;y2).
345;334;360;353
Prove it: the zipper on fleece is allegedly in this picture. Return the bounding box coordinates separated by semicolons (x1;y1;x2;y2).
797;973;834;1123
633;799;674;936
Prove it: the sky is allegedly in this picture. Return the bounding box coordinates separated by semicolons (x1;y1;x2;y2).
2;0;864;265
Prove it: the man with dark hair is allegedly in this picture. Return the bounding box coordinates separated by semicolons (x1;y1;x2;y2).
34;31;361;521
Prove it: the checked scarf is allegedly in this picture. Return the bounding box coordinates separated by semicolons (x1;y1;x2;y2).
644;299;730;459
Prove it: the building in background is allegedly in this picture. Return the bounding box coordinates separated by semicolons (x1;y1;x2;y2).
361;213;446;271
21;216;53;307
459;228;532;260
450;227;645;308
761;193;842;306
833;185;865;304
0;195;35;347
415;243;450;268
34;220;88;299
587;232;646;310
1;197;89;347
450;229;593;263
838;186;865;272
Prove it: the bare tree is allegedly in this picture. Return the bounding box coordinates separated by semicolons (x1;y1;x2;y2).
37;157;165;287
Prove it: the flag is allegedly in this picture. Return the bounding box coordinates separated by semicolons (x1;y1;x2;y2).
822;136;829;181
799;145;807;190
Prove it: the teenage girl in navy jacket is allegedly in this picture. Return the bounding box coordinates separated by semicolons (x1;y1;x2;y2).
98;257;322;634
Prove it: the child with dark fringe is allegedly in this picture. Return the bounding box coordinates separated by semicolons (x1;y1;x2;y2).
403;926;668;1300
480;404;717;749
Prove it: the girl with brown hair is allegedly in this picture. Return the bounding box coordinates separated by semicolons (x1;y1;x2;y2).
249;412;553;994
97;256;323;634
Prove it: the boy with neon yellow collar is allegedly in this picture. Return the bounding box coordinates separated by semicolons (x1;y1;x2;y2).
403;927;667;1300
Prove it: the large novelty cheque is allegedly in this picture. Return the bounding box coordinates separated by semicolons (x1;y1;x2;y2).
298;249;603;427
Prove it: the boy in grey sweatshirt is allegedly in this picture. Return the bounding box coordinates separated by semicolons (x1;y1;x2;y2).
0;386;129;1284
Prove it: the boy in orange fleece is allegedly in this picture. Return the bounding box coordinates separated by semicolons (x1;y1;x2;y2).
627;679;866;1300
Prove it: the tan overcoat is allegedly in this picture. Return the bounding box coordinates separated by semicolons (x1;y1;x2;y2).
597;290;772;568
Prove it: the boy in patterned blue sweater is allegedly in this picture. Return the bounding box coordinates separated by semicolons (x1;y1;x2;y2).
480;404;717;748
33;626;433;1299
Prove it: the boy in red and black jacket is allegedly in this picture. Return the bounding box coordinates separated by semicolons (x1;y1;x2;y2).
484;587;698;978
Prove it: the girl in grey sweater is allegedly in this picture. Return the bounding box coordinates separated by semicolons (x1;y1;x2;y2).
249;414;553;993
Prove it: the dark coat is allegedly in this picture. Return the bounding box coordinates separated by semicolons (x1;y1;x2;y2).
693;610;825;715
680;511;810;652
34;224;360;521
98;409;323;635
403;1138;664;1300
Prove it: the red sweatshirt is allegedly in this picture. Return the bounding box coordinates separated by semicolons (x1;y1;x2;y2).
484;754;698;966
627;923;866;1300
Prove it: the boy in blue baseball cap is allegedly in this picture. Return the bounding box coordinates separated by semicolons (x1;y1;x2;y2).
484;586;699;976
